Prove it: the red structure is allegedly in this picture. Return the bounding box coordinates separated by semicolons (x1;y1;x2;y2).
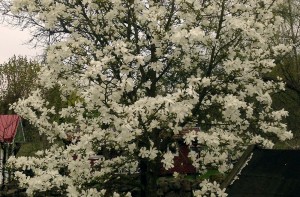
161;127;200;174
0;115;21;143
0;115;23;187
160;143;197;175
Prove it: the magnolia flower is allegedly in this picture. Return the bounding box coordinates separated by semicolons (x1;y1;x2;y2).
162;151;175;170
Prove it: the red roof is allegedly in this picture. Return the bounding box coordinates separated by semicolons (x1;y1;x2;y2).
0;115;20;143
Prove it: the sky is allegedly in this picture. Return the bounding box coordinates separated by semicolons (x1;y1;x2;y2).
0;24;41;64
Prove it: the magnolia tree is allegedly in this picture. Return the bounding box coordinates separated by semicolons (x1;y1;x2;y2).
0;0;292;196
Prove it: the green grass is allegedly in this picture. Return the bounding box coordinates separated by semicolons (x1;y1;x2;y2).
199;169;220;180
17;135;51;157
159;169;221;181
17;142;45;157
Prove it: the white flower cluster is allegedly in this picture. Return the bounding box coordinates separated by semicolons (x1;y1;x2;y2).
193;180;227;197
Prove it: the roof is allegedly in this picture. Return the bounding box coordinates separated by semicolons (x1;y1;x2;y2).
0;115;21;143
223;145;300;197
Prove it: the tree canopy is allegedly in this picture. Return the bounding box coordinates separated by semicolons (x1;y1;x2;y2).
0;55;40;114
0;0;292;196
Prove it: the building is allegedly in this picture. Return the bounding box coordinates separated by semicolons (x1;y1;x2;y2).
223;145;300;197
0;115;24;185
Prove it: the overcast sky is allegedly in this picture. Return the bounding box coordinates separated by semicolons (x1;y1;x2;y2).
0;24;41;64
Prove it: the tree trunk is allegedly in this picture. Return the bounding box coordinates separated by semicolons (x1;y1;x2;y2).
139;159;159;197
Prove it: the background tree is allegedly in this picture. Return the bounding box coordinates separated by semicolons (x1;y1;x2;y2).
1;0;292;196
265;0;300;147
0;55;40;114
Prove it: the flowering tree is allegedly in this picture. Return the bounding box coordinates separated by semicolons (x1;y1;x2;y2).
1;0;292;196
